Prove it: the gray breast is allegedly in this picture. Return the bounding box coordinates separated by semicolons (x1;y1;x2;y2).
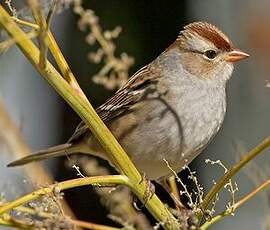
110;49;227;180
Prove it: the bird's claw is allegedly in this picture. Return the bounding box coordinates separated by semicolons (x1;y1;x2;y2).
159;178;185;210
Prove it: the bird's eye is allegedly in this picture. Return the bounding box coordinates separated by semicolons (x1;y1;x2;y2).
204;50;217;59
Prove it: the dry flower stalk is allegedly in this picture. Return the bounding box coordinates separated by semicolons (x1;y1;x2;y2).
7;1;89;100
0;204;122;230
4;0;17;17
199;178;270;230
0;3;179;230
1;1;160;229
73;0;134;90
201;137;270;214
70;157;152;230
205;159;238;215
1;2;270;230
0;98;77;221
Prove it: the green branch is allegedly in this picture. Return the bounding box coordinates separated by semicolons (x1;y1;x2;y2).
0;6;178;229
199;177;270;230
12;17;87;99
0;175;129;215
201;137;270;212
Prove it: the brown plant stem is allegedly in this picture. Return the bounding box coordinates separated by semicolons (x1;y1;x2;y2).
0;98;76;222
11;205;122;230
0;99;50;184
70;219;121;230
0;216;34;230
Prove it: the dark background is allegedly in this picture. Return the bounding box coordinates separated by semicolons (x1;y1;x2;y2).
58;0;187;225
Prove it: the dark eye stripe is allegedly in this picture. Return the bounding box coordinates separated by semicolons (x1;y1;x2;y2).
181;48;218;60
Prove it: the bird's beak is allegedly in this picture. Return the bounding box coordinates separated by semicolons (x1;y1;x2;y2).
225;49;249;63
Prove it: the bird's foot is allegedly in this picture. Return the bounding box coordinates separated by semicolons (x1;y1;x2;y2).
170;192;185;210
159;177;185;210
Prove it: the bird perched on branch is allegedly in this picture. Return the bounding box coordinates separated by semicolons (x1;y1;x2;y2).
8;22;249;182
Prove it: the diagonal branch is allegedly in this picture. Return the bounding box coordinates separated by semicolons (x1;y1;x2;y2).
199;178;270;230
0;6;179;229
201;137;270;212
12;17;88;100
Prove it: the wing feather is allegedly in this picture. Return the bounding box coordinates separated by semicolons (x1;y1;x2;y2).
68;64;160;143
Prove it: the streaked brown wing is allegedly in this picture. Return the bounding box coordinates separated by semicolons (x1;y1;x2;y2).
68;65;160;143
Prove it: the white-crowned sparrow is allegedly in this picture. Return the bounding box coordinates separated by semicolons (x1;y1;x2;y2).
8;22;249;181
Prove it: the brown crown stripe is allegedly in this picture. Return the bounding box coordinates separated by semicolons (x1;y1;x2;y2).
185;22;233;51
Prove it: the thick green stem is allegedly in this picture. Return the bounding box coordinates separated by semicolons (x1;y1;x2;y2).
0;175;129;215
0;6;178;229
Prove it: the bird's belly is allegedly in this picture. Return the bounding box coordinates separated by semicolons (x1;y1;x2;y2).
109;100;184;180
108;96;225;180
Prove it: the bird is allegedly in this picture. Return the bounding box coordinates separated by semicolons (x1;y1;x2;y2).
8;22;249;182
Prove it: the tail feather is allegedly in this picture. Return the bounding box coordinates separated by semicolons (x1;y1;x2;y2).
7;143;77;167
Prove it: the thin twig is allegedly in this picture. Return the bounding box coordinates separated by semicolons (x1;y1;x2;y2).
70;219;121;230
0;216;34;230
199;178;270;230
4;0;17;17
46;0;57;28
0;6;179;229
12;206;122;230
0;30;37;53
27;0;48;69
201;137;270;213
164;159;193;207
235;178;270;209
37;0;57;70
12;17;38;29
12;17;88;100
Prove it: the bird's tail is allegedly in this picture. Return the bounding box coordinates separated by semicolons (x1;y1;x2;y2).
7;143;79;167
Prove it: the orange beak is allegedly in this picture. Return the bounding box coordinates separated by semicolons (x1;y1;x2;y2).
225;49;249;63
